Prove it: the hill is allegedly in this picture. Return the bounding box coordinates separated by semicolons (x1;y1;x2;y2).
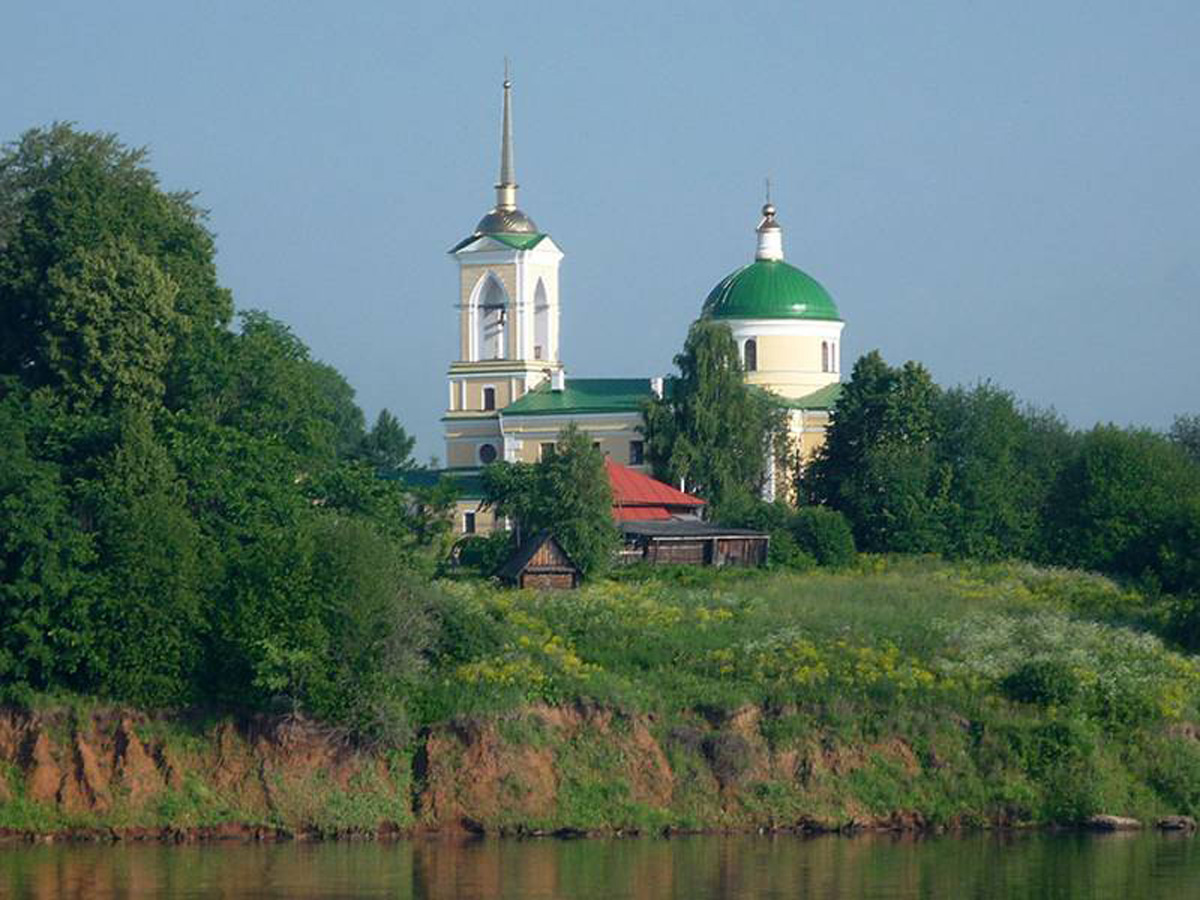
3;559;1199;838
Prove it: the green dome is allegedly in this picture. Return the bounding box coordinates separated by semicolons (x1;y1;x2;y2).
702;260;841;321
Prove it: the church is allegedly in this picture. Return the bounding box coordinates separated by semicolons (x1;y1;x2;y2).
439;76;847;536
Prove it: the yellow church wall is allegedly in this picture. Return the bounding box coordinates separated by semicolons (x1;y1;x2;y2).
755;334;821;373
459;379;517;413
453;500;500;537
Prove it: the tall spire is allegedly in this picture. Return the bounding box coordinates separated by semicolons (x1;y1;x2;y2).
496;60;518;212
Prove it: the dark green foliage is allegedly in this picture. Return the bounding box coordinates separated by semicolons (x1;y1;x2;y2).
810;350;1199;627
1043;426;1200;588
1169;414;1200;464
789;507;856;568
0;124;441;731
934;384;1046;560
82;411;206;706
455;531;514;576
481;424;619;577
642;319;785;514
806;351;944;552
0;124;233;408
0;381;97;690
1000;661;1081;708
357;408;416;473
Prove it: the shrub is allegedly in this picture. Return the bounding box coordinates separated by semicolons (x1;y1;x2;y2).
454;531;513;575
790;507;857;567
1000;660;1081;707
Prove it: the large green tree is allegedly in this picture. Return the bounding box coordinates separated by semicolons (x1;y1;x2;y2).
642;319;784;515
0;124;232;407
0;124;438;730
806;351;944;551
481;424;618;577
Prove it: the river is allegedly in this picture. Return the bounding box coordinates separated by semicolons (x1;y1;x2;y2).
2;832;1198;898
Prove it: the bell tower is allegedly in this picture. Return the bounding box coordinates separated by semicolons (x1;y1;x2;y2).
442;71;565;469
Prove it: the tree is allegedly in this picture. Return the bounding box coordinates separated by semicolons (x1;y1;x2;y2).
1170;414;1200;465
934;384;1043;560
806;351;944;551
0;381;97;693
1043;426;1200;581
642;319;784;515
358;408;416;472
0;124;233;407
82;410;206;706
41;239;180;412
481;424;618;577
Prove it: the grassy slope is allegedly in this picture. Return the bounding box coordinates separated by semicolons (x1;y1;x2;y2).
3;558;1199;834
419;557;1200;828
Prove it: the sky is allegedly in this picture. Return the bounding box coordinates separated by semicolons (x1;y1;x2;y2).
3;1;1197;461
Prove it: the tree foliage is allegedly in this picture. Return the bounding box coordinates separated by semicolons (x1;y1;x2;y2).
481;424;619;577
642;319;785;516
0;124;440;731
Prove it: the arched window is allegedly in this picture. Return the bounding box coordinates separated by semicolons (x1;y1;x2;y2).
743;338;757;372
471;274;508;361
483;386;496;411
832;341;838;372
479;443;498;464
534;278;550;361
821;341;829;373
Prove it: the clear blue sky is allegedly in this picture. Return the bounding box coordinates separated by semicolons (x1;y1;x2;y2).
4;1;1197;461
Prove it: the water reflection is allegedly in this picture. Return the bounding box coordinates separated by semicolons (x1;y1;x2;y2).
1;832;1197;899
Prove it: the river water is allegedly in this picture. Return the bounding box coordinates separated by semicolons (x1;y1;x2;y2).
1;832;1198;899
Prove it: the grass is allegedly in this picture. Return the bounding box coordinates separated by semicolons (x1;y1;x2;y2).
415;556;1200;827
4;556;1199;833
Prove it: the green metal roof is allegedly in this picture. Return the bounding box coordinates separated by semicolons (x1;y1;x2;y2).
702;259;840;321
449;232;547;253
776;382;843;410
387;467;486;500
502;378;654;416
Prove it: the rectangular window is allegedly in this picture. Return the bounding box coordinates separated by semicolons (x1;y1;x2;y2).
629;440;645;465
540;442;556;460
463;512;476;534
483;386;496;411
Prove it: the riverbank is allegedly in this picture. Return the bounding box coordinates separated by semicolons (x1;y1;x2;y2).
3;561;1199;840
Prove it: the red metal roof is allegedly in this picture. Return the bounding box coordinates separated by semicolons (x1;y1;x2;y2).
612;505;673;522
606;459;705;521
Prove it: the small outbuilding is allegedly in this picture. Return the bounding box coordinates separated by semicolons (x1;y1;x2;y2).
498;531;581;589
619;520;769;567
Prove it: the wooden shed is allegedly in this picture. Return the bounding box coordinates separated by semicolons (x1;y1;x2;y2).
498;532;581;589
618;520;769;568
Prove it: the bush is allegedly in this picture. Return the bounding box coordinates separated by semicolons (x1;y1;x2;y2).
790;507;857;567
454;531;513;575
1000;660;1081;707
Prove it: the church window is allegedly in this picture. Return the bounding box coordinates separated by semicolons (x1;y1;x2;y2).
479;443;498;464
540;442;556;460
629;440;645;465
483;386;496;411
463;512;476;534
743;338;757;372
821;341;829;372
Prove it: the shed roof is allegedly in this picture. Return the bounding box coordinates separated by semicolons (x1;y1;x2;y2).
619;520;769;539
497;531;579;580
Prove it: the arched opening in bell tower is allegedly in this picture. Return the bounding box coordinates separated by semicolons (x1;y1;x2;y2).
472;273;509;360
534;277;550;361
